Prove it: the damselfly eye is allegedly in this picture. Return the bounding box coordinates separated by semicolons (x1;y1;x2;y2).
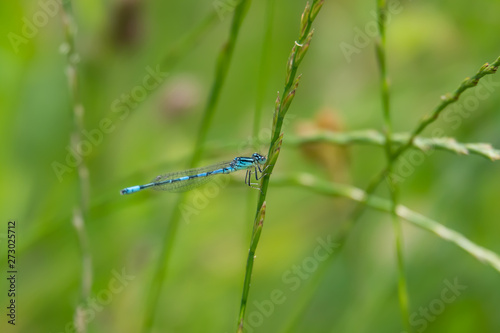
252;153;266;163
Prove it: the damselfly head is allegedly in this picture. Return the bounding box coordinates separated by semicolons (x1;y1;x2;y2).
252;153;267;164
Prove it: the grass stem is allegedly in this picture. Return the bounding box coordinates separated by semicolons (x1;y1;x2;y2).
237;202;266;333
375;0;410;330
273;173;500;274
344;55;500;259
237;1;325;331
61;2;92;332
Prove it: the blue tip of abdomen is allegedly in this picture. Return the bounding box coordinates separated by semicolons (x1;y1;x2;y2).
120;185;141;195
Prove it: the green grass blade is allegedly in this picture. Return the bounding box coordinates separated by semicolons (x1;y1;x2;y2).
274;174;500;273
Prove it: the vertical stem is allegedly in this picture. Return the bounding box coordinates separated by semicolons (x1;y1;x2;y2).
237;202;266;333
61;2;92;333
72;208;93;333
237;1;324;331
375;1;411;331
375;0;391;159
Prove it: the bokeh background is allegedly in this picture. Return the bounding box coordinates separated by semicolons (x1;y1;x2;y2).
1;0;500;332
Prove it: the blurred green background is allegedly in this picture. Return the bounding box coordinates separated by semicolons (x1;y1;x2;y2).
1;0;500;332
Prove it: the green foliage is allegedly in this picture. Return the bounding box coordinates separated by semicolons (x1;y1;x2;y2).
2;0;500;333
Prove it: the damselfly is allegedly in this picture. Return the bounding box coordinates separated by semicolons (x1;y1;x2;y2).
120;153;267;195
